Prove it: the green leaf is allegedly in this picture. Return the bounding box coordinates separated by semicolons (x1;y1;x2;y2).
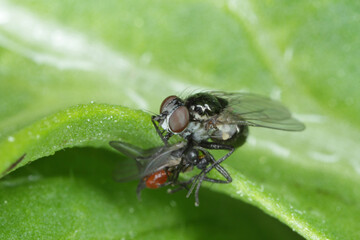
0;104;160;175
1;0;359;239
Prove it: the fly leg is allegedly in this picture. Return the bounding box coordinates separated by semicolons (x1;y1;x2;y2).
186;148;233;206
136;180;146;200
201;165;232;184
167;175;198;194
197;142;234;175
170;163;231;204
192;164;232;206
166;159;196;193
151;116;173;146
200;148;232;184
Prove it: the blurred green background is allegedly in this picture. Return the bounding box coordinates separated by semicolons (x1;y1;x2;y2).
0;0;359;239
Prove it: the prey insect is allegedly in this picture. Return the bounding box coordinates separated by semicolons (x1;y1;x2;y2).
152;91;305;178
109;141;231;206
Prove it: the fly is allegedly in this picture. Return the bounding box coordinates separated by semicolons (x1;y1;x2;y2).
109;140;231;206
151;91;305;175
153;91;305;144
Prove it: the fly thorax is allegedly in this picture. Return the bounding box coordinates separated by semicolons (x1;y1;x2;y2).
190;108;211;121
181;121;211;142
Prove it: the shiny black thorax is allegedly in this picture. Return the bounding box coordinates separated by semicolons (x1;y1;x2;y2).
185;93;228;120
183;93;248;148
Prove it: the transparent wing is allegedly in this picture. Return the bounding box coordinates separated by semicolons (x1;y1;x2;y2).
209;91;305;131
110;141;150;182
109;141;185;182
109;141;160;160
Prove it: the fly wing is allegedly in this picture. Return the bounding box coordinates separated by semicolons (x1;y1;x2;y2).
109;141;185;182
209;91;305;131
110;141;150;182
109;141;160;160
140;142;185;176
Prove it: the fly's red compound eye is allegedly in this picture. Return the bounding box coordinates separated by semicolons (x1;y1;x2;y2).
169;106;189;133
145;170;168;189
160;95;177;113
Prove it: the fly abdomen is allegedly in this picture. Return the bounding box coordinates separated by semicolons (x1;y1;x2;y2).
211;124;248;148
